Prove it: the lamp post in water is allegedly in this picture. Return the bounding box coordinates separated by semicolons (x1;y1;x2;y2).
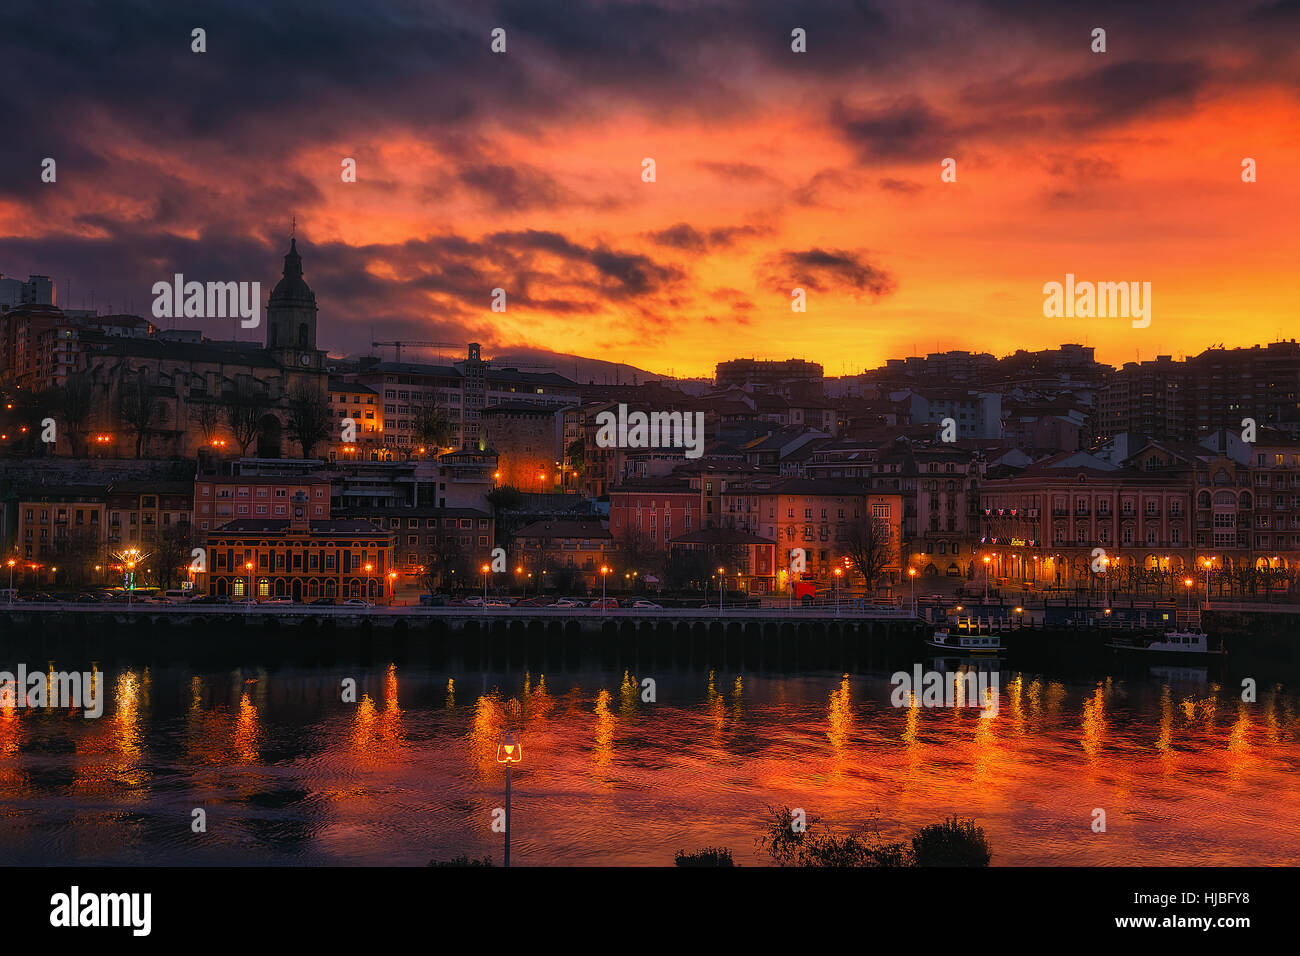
496;733;522;867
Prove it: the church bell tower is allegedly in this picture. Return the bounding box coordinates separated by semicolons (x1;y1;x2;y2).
266;235;321;371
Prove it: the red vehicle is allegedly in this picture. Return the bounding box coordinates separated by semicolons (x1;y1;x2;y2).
590;597;620;609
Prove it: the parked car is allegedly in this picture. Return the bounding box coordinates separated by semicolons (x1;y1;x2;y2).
631;600;662;609
73;592;100;603
309;597;336;606
418;594;447;607
484;600;511;608
546;598;585;608
590;597;619;609
162;589;195;603
341;598;372;608
462;596;485;606
261;596;295;605
513;597;548;607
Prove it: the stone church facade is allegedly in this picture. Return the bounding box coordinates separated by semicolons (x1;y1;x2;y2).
78;237;328;459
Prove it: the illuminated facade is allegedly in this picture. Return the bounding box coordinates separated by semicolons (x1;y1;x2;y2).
204;499;394;601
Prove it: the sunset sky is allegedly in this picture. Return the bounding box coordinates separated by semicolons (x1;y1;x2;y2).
2;0;1297;378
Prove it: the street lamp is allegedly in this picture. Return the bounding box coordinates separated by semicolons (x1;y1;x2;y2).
5;559;14;607
244;561;254;608
982;555;991;603
1183;577;1194;620
495;733;522;868
599;565;611;615
717;567;726;616
833;566;842;616
388;570;397;605
364;563;374;607
908;567;917;617
1102;556;1111;609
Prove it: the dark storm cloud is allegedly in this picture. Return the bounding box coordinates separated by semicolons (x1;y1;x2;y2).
830;99;965;163
964;59;1212;130
877;177;923;193
456;163;571;211
645;222;766;252
762;248;896;297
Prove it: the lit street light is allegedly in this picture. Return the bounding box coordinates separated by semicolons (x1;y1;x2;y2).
982;555;991;603
481;563;490;611
496;733;522;867
244;561;254;609
717;567;725;616
5;558;15;606
599;565;611;615
833;566;842;616
908;567;917;617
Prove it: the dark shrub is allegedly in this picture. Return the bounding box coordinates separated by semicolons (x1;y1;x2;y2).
911;817;992;867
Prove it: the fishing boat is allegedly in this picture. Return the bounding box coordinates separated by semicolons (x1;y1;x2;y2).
1106;630;1225;656
926;629;1003;654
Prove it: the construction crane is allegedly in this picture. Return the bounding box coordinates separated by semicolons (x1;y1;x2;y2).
371;340;465;362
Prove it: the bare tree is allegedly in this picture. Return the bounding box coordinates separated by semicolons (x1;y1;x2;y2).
423;533;469;592
117;369;161;459
616;529;664;579
841;513;895;591
61;373;94;456
286;383;332;459
194;399;222;447
412;402;456;456
154;521;195;590
224;381;270;456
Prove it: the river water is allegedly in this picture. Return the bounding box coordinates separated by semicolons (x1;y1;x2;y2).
0;657;1297;866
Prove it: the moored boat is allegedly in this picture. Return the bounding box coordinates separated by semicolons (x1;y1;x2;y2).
926;629;1003;654
1106;630;1225;656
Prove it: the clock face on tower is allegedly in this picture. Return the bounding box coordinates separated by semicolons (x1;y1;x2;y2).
300;353;312;366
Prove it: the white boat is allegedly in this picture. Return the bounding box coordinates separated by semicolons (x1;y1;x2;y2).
926;629;1003;654
1106;630;1225;656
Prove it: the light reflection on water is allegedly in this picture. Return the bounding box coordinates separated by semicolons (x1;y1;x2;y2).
0;663;1297;866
